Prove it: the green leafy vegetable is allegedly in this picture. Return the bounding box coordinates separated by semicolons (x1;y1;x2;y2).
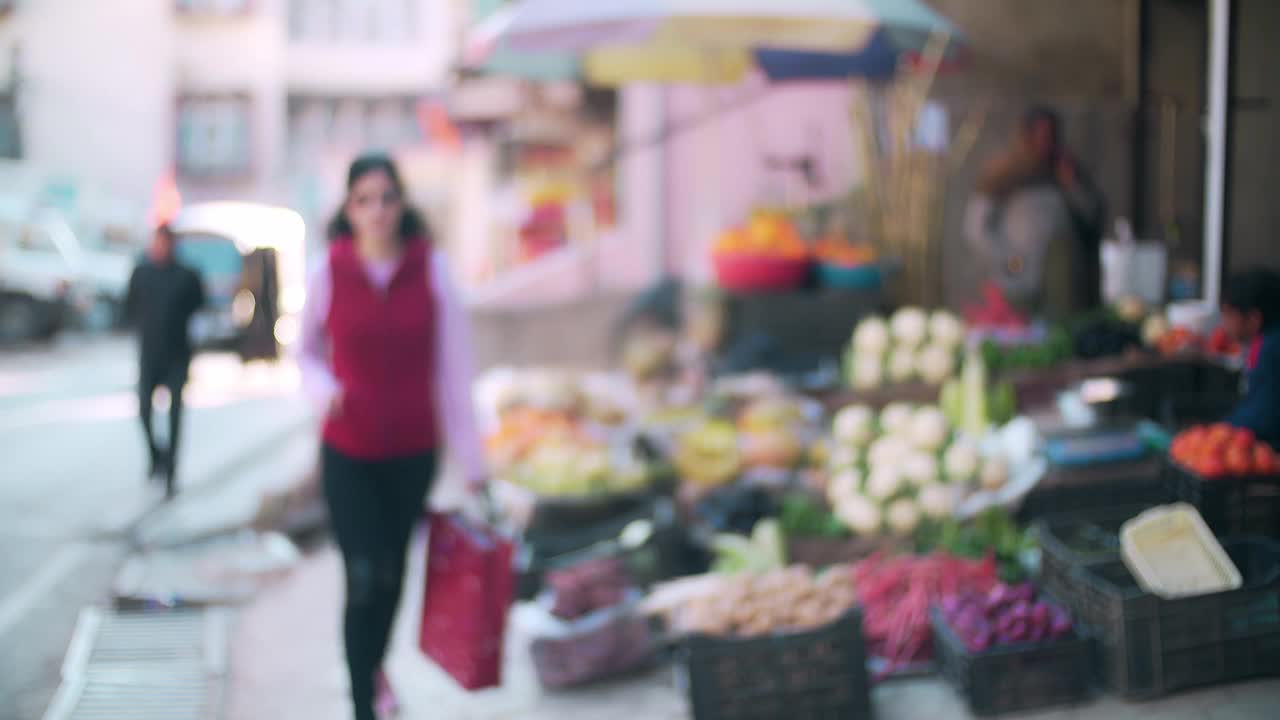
780;494;851;539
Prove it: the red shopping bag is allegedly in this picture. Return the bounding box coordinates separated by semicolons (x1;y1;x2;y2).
419;511;515;691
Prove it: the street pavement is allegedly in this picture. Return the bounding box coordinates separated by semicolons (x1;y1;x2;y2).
231;542;1280;720
0;334;314;720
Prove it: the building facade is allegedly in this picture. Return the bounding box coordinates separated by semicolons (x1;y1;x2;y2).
0;0;456;254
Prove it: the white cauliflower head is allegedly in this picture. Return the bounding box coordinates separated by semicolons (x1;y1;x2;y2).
853;316;891;355
879;403;915;436
885;498;922;536
916;343;958;385
918;483;957;519
902;452;941;487
827;468;863;505
835;493;881;536
851;354;884;391
909;406;950;452
980;456;1010;491
887;346;916;384
929;310;966;348
943;440;981;483
890;307;929;348
832;405;874;447
868;435;911;470
866;464;905;501
828;444;862;472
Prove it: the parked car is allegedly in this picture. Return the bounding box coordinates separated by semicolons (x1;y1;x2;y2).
168;202;307;362
0;207;93;343
74;225;142;332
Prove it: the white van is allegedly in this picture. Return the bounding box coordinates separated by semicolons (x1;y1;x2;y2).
0;205;94;342
168;202;307;361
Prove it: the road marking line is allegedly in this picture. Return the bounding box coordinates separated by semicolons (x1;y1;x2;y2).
0;544;90;639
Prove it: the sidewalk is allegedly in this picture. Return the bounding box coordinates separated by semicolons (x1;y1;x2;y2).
226;535;1280;720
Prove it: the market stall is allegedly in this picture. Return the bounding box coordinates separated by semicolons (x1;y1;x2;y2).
457;1;1278;716
468;271;1276;718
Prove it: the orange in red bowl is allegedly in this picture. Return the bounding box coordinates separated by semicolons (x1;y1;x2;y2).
712;253;810;292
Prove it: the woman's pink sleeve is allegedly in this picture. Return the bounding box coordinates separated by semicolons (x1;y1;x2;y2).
297;259;340;415
432;251;488;482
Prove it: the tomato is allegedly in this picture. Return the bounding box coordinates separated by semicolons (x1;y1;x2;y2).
1253;445;1278;475
1229;428;1256;453
1197;455;1228;479
1170;437;1190;463
1178;427;1207;454
1225;447;1253;476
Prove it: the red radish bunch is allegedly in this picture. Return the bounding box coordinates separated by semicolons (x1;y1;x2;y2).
940;582;1074;653
852;553;998;675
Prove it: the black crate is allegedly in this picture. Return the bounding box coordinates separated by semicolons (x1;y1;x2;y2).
1035;506;1145;614
1066;537;1280;699
1159;392;1241;430
680;608;871;720
1163;460;1280;537
1018;459;1167;523
930;608;1092;716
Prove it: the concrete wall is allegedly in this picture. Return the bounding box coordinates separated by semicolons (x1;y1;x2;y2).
929;0;1141;307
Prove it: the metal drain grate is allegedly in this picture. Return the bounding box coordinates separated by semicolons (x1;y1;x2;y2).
43;607;231;720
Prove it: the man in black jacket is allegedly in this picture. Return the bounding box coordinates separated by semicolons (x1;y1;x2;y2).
125;224;205;497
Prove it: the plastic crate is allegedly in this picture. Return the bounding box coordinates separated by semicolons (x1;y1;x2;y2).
1159;392;1241;431
1034;506;1144;614
1067;537;1280;699
680;608;871;720
1162;460;1280;537
1018;457;1167;523
930;608;1092;716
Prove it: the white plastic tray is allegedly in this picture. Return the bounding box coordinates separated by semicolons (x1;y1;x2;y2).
1119;504;1242;599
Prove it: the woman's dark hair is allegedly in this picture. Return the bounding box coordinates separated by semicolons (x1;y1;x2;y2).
327;152;431;243
1224;268;1280;332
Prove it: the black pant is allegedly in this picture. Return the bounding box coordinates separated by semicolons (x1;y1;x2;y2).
322;444;435;720
138;363;187;493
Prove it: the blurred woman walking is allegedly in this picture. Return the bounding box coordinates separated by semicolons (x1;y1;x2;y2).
298;153;487;720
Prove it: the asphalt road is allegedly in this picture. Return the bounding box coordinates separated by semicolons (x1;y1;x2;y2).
0;335;313;719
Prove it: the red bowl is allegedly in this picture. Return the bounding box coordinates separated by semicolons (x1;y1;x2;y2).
712;253;810;292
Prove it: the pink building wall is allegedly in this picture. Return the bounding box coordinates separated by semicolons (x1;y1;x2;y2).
616;79;862;289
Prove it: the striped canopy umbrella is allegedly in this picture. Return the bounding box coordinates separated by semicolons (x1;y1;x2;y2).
756;27;968;83
499;0;956;56
468;0;959;85
464;4;753;85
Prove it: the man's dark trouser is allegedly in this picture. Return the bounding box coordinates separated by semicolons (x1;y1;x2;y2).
322;444;435;720
138;362;187;495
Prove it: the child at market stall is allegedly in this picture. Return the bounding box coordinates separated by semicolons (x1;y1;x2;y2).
1221;268;1280;447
